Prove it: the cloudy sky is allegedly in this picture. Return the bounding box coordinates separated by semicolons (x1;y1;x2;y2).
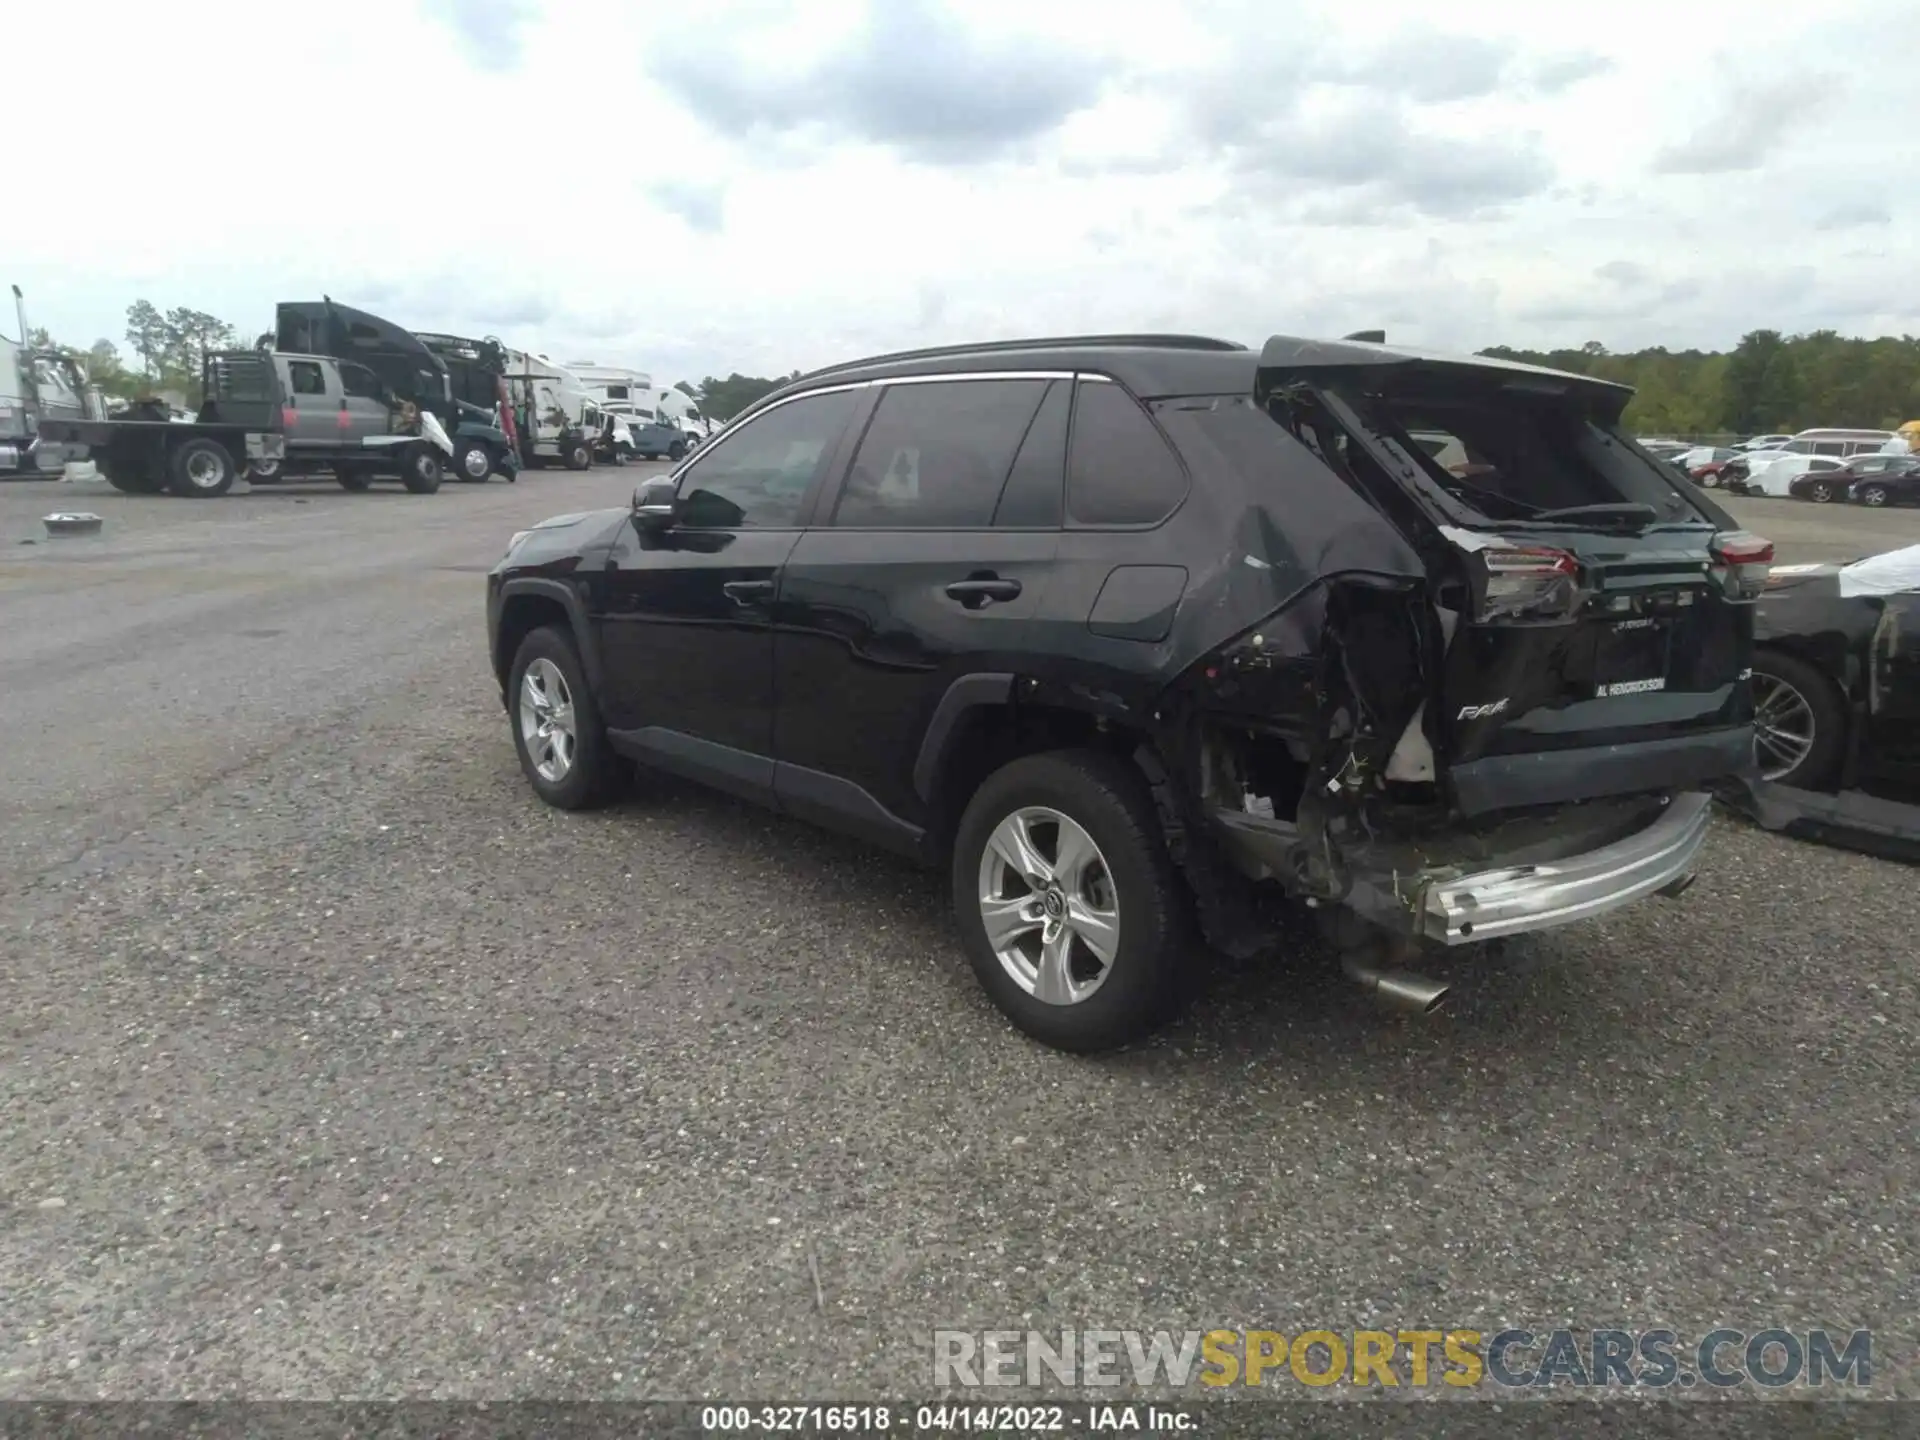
13;0;1916;388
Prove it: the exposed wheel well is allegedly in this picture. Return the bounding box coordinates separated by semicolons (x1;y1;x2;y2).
494;593;573;691
925;702;1152;857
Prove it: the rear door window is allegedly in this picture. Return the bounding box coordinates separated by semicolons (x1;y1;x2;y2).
1066;379;1188;527
828;378;1048;529
992;380;1068;528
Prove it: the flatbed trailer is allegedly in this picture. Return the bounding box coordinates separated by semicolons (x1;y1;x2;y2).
36;352;285;497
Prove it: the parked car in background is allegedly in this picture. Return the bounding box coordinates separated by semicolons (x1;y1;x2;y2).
1844;453;1920;508
1750;544;1920;791
1788;460;1867;503
1783;428;1901;458
1743;453;1848;498
1686;448;1741;487
1721;450;1795;493
1736;434;1795;452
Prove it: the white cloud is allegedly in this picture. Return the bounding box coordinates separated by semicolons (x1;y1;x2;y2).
10;0;1919;384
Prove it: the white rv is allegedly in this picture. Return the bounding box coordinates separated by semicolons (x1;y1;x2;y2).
653;387;713;438
566;363;654;417
502;350;602;469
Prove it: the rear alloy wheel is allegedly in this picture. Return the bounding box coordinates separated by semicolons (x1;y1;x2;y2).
1857;483;1890;508
953;751;1189;1052
1807;480;1834;503
168;438;236;498
1750;650;1846;790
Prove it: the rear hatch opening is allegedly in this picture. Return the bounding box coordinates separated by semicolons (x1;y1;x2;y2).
1251;340;1769;817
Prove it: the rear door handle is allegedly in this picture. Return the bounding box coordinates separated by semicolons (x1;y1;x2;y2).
945;577;1022;607
723;579;776;605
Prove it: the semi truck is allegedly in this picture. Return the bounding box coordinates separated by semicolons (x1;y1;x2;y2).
275;299;520;483
2;285;108;474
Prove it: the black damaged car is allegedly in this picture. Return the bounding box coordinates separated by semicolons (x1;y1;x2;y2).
487;333;1769;1051
1739;545;1920;857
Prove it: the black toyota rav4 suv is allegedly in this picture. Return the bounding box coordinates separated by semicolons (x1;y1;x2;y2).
487;333;1770;1051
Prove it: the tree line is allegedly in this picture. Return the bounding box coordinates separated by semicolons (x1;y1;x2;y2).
1479;330;1920;439
25;301;240;404
31;308;1920;437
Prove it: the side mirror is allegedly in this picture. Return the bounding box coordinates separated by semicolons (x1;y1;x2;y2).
633;474;679;530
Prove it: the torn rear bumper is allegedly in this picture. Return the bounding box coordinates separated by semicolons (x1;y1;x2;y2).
1215;791;1715;946
1371;791;1714;944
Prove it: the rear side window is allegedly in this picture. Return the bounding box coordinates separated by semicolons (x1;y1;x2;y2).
1066;379;1188;527
830;378;1047;529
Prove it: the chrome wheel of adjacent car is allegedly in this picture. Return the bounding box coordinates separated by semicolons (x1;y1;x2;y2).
518;658;577;783
1858;484;1889;507
977;806;1120;1006
1808;481;1834;503
1751;673;1817;782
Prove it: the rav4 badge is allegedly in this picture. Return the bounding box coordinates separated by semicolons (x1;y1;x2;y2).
1456;698;1510;720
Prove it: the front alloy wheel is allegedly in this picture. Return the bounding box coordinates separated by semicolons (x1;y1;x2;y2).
518;657;576;783
978;807;1120;1005
1808;481;1834;503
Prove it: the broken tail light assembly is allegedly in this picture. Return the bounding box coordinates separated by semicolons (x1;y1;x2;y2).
1710;530;1774;600
1464;543;1582;624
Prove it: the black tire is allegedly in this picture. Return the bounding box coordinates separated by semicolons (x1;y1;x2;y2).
640;451;659;462
402;446;443;494
1807;480;1835;503
507;626;622;810
667;439;688;461
167;438;236;498
454;439;493;483
951;749;1191;1052
1751;649;1847;790
1857;482;1891;508
335;465;374;492
564;441;592;471
104;461;166;495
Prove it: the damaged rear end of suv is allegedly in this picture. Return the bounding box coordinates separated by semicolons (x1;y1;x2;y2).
1142;336;1767;1010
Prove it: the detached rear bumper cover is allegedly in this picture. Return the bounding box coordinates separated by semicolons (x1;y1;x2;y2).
1349;792;1715;944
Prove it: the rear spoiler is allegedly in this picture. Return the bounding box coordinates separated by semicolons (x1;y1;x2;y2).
1255;333;1635;424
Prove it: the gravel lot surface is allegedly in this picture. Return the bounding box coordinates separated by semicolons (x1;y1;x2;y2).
1;475;1916;1407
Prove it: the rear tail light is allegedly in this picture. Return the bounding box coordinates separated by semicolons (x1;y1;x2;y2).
1471;544;1581;623
1711;530;1773;599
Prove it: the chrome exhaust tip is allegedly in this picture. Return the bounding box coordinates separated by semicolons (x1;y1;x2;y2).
1343;957;1450;1014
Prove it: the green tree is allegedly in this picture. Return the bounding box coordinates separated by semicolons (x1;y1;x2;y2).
162;307;236;385
125;299;169;380
695;372;791;422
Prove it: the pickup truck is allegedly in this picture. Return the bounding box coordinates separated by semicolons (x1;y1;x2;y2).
38;351;452;497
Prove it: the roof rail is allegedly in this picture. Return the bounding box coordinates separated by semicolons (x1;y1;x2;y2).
793;333;1248;384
